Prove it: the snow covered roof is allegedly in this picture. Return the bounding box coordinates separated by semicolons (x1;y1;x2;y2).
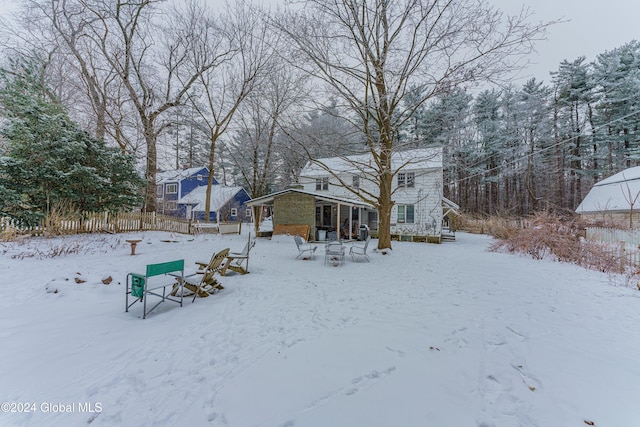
300;148;442;178
177;185;245;211
156;167;208;184
246;188;373;209
443;197;460;212
576;166;640;213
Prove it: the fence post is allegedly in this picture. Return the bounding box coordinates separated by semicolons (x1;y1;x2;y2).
619;241;626;271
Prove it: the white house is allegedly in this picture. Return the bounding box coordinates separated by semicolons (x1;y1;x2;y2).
299;148;446;238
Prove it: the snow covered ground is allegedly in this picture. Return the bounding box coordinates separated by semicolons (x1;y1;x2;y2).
0;230;639;427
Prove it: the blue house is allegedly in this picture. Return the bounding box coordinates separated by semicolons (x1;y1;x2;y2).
156;166;250;222
177;185;252;222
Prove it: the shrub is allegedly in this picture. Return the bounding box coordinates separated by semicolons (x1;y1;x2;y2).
489;212;625;274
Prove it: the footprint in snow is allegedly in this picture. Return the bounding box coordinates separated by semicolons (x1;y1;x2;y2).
512;364;541;391
506;326;527;341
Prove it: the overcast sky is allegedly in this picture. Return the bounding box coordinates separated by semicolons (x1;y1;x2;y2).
0;0;637;86
490;0;640;84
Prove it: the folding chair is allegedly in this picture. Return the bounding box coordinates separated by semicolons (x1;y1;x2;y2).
349;236;371;262
294;235;317;260
126;260;184;319
325;241;345;266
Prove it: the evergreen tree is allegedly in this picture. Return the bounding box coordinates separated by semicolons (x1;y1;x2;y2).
0;57;143;224
593;40;640;172
474;89;505;214
517;79;553;212
412;89;473;208
551;57;596;208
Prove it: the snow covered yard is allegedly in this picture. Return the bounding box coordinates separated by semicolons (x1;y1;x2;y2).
0;231;639;427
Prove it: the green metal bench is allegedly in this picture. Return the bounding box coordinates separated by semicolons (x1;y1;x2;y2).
126;259;184;319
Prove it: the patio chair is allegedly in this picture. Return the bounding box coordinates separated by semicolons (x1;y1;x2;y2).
223;236;256;275
349;235;371;262
183;248;230;302
294;235;317;260
325;240;345;266
126;259;184;319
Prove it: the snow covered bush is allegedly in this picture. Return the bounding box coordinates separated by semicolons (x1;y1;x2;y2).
7;235;122;259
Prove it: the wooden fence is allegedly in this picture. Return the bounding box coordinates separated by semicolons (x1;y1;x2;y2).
1;212;191;238
458;216;531;234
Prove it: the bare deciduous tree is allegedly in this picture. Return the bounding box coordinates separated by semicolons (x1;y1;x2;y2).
187;2;274;222
5;0;140;151
275;0;555;249
82;0;222;212
227;62;309;232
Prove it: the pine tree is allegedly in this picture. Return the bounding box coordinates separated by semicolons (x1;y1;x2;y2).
593;41;640;172
474;89;505;214
517;79;553;212
0;57;144;224
551;57;596;209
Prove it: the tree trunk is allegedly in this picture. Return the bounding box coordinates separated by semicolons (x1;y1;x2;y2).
143;120;157;213
204;133;217;222
374;141;395;249
553;102;565;208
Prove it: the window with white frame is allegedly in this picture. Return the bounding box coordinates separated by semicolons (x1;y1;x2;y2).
397;205;415;223
230;208;238;217
165;201;177;211
246;208;252;218
397;172;415;188
166;183;178;194
352;175;360;189
156;184;163;197
315;177;329;191
197;174;203;181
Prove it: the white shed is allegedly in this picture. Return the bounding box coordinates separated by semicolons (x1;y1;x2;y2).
576;166;640;223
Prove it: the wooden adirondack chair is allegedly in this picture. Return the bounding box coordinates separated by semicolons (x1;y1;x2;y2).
223;236;256;275
183;248;230;302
